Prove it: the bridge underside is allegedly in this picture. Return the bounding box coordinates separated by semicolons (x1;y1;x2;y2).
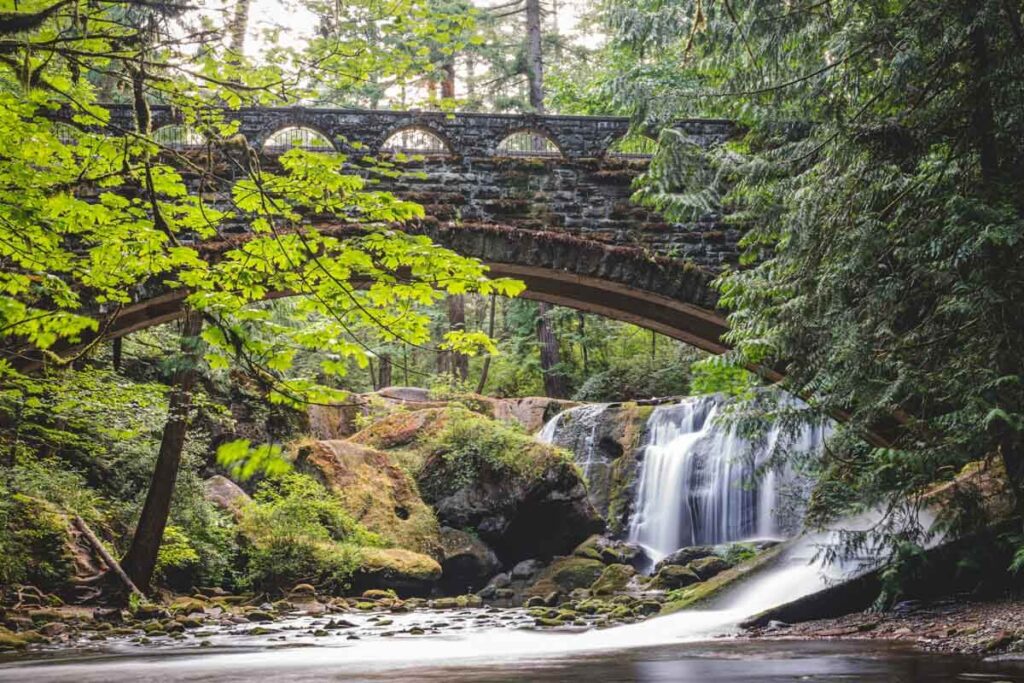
87;223;730;357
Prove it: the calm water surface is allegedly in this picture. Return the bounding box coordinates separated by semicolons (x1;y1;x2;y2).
2;639;1023;682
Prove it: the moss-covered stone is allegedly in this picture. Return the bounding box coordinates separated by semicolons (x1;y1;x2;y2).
526;557;606;597
295;440;442;559
687;556;733;581
651;565;701;590
590;563;636;595
661;545;784;614
351;547;442;598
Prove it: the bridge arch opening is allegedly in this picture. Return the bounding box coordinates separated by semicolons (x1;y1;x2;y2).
380;127;451;156
496;130;562;158
153;124;206;150
263;126;335;154
607;133;658;159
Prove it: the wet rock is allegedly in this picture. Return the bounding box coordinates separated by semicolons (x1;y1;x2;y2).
246;611;274;622
511;559;545;581
590;563;636;595
654;546;717;573
651;565;701;590
687;556;733;581
526;557;606;596
93;608;124;624
438;527;502;594
37;622;66;637
133;604;171;621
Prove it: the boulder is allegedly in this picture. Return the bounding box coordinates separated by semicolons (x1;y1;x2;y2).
490;397;578;433
420;437;603;564
296;440;441;558
590;563;636;595
202;475;250;520
650;565;701;590
350;548;442;598
511;559;545;581
687;556;733;581
526;557;606;597
573;535;643;567
653;546;717;573
437;527;502;594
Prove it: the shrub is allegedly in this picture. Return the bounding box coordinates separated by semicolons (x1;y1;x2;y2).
238;473;381;593
419;407;573;499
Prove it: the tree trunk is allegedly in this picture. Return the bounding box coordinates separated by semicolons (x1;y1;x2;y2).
441;62;456;100
537;303;569;398
475;294;497;394
448;295;469;382
378;353;392;389
120;310;203;592
525;0;545;114
112;336;122;372
229;0;250;54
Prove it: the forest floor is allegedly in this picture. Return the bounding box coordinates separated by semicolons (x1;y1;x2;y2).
744;597;1024;658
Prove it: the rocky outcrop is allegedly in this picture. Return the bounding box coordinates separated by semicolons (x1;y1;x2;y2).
654;545;717;572
540;402;653;534
490;397;578;433
437;527;502;594
295;440;442;558
202;475;250;520
572;535;644;567
420;448;603;565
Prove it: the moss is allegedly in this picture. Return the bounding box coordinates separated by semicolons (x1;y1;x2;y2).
651;565;701;590
0;494;76;591
687;556;733;580
526;557;606;597
590;563;636;595
358;547;442;581
418;407;574;502
660;545;784;614
296;440;442;558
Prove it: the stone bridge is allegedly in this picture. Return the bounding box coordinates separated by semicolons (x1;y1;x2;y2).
55;106;739;356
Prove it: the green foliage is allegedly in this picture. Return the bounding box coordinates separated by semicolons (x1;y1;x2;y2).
573;354;691;402
238;473;381;592
216;439;290;482
578;0;1024;572
155;525;200;583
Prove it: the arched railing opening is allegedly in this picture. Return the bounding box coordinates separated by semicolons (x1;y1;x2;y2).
263;127;334;154
607;134;658;159
496;131;561;158
381;127;450;156
153;124;206;150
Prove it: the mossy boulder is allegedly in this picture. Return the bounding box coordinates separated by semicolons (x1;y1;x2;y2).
415;408;603;564
651;565;702;590
296;440;441;558
590;563;636;595
572;535;643;567
437;527;501;594
526;557;606;597
350;547;442;598
687;556;733;581
653;545;717;572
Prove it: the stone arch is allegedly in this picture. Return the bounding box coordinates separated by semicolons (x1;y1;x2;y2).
53;122;83;146
606;133;658;159
380;126;452;156
153;124;206;150
495;129;562;158
262;126;335;154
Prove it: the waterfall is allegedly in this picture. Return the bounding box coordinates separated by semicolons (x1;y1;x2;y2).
627;395;827;563
537;403;610;484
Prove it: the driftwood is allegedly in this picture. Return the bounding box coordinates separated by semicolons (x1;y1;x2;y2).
72;515;146;602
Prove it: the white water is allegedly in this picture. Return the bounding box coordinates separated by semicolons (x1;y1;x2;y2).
628;395;827;563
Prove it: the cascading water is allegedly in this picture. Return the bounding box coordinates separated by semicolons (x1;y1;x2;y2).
627;395;828;563
537;403;609;483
